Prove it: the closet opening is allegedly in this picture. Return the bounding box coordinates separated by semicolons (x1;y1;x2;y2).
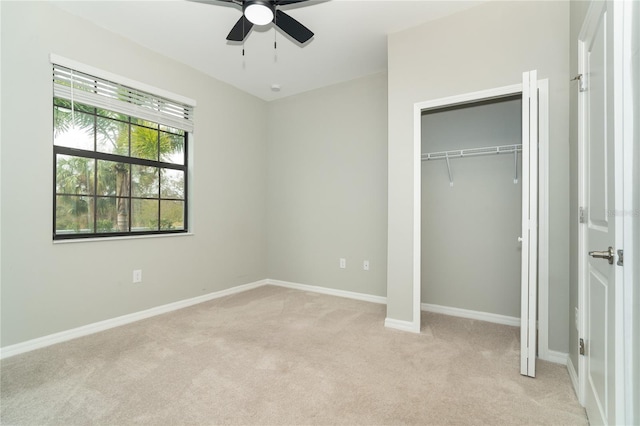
412;75;549;377
420;94;523;322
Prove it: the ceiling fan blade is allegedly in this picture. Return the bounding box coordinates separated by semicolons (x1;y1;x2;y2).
274;10;314;43
226;15;254;41
188;0;236;5
276;0;312;5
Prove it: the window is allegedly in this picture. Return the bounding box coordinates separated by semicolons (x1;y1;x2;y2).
52;63;194;240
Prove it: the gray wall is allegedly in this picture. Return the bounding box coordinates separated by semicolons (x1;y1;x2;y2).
387;1;571;352
421;99;523;317
267;73;388;296
0;2;268;347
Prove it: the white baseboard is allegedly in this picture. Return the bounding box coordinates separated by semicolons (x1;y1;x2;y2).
567;355;581;403
268;279;423;334
270;280;420;335
384;317;420;333
0;279;388;359
267;279;387;305
421;303;520;327
7;279;551;360
0;279;268;360
541;349;569;365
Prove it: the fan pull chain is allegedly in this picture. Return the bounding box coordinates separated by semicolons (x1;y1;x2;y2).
273;12;278;63
242;16;245;56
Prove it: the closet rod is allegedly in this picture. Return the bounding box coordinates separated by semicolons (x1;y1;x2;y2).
421;144;522;187
421;144;522;161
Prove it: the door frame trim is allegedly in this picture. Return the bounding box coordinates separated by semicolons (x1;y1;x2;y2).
576;0;602;408
615;1;638;422
412;80;550;358
613;1;637;423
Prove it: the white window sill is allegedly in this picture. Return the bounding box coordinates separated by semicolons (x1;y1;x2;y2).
53;232;194;244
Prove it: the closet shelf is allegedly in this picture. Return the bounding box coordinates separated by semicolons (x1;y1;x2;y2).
421;144;522;161
421;144;522;187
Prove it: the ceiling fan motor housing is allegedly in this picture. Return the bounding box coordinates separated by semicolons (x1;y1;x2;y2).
243;0;275;26
220;0;314;44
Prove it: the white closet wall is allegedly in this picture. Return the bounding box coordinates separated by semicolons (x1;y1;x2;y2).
421;97;523;318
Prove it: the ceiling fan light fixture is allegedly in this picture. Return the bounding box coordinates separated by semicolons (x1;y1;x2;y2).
244;1;274;26
220;0;314;44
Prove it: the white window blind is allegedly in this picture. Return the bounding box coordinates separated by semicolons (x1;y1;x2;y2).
52;64;194;132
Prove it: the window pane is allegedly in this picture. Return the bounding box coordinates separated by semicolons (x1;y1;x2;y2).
96;197;129;233
131;125;158;161
131;117;159;129
96;108;128;121
97;117;129;155
159;132;185;165
53;87;188;239
97;160;130;197
54;107;94;150
131;165;158;197
132;199;158;232
160;124;184;136
54;98;95;114
55;195;94;234
74;103;95;115
160;168;184;198
54;97;71;109
56;155;94;195
160;200;184;230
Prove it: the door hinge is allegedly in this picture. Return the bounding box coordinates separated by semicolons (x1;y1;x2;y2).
579;207;587;223
579;338;585;356
617;249;624;266
571;73;587;92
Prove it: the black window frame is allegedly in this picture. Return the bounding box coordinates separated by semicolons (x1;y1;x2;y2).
53;99;189;240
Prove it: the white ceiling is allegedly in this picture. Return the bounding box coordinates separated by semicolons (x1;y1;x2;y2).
52;0;483;101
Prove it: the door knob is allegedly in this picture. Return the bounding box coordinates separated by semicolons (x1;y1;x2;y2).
588;246;615;264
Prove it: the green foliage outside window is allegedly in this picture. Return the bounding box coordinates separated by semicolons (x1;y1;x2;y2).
53;98;187;239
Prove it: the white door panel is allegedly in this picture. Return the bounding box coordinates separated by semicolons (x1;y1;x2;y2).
587;264;607;416
579;1;617;424
520;70;538;378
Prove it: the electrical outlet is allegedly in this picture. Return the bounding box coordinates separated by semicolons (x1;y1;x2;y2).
339;258;346;269
363;260;370;271
133;269;143;283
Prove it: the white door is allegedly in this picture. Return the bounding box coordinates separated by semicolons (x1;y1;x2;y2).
578;1;618;424
520;70;538;378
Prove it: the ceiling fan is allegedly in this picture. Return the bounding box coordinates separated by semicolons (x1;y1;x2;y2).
210;0;315;44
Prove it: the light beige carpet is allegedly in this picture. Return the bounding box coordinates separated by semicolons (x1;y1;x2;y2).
1;285;587;425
